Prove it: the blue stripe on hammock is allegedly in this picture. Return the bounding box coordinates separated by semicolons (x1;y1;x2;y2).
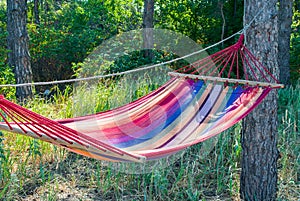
225;86;244;108
114;80;204;148
206;86;245;123
194;86;245;136
196;85;223;123
159;84;221;147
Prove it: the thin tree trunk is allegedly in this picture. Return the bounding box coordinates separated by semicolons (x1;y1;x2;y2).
241;1;279;200
7;0;33;102
278;0;293;85
34;0;40;25
234;0;237;17
143;0;154;61
295;1;300;11
220;2;225;48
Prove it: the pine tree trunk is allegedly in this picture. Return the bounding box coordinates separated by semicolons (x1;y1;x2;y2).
278;0;293;85
7;0;33;102
240;1;279;200
143;0;154;61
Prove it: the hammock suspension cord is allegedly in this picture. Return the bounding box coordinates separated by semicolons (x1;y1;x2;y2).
0;5;267;88
172;34;283;88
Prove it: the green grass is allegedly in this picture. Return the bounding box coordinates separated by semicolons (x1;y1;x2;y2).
0;77;299;200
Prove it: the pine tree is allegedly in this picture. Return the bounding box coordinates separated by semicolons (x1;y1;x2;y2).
241;1;279;200
7;0;33;102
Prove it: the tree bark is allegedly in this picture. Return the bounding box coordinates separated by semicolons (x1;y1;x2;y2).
241;1;279;200
7;0;33;102
278;0;293;85
143;0;154;61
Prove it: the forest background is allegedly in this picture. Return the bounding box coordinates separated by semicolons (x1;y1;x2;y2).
0;0;299;98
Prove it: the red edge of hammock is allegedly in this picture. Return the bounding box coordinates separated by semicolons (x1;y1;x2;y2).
0;95;146;163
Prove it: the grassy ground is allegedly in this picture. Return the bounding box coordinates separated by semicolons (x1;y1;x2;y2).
0;77;299;200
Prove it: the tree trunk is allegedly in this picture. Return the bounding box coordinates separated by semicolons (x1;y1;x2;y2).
143;0;154;61
241;1;279;200
7;0;33;102
234;0;237;17
278;0;293;85
34;0;40;25
295;1;300;11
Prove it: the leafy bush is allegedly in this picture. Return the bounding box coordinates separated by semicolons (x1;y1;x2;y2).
27;0;143;93
0;63;15;99
155;0;243;46
290;9;300;85
0;4;15;99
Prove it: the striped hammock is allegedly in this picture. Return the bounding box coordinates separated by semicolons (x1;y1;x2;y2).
0;34;283;162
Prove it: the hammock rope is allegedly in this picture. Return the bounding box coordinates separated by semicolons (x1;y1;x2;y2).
0;30;243;88
173;34;282;88
0;34;283;163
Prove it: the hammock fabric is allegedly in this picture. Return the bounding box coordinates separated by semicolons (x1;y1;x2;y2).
0;34;283;162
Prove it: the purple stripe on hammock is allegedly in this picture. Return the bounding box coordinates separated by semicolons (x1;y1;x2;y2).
159;84;223;148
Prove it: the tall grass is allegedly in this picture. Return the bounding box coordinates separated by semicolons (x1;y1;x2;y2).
277;82;300;200
0;77;299;200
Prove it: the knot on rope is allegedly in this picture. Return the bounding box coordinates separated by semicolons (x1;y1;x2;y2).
234;34;244;50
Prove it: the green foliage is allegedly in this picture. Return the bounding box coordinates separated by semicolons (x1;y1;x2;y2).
28;1;112;87
277;84;300;200
110;50;177;74
0;63;15;99
2;0;298;91
0;3;6;60
28;0;143;93
155;0;244;46
104;0;143;32
0;4;15;99
0;132;11;188
290;9;300;85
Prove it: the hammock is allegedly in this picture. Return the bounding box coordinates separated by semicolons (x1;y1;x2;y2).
0;34;283;163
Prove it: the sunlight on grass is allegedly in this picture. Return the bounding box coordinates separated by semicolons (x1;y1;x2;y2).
0;78;299;200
